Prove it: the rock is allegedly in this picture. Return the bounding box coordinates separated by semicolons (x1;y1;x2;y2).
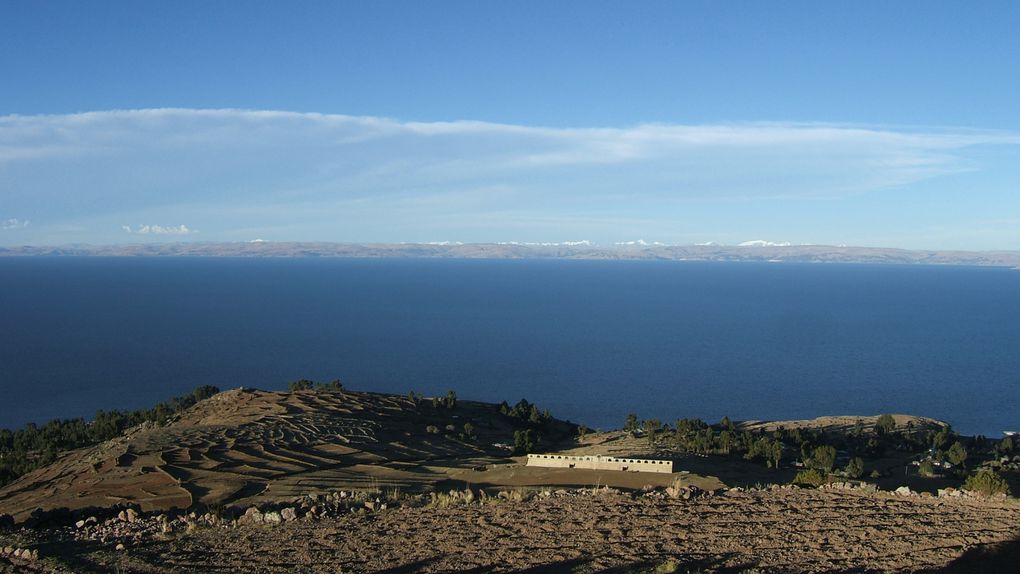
894;486;913;496
263;511;283;524
115;543;126;551
75;519;87;529
364;501;376;511
2;547;14;556
280;507;298;521
125;508;139;522
240;506;263;524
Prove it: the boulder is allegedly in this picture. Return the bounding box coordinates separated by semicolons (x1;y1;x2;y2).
239;507;263;524
280;507;298;521
894;486;913;496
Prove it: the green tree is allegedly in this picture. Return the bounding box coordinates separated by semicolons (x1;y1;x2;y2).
875;414;896;435
930;427;952;450
809;445;837;473
445;390;458;409
845;457;864;479
528;404;542;424
513;429;536;454
462;422;475;438
767;439;783;469
288;379;314;391
624;413;638;432
947;441;968;467
316;379;343;391
643;418;662;447
998;434;1014;454
918;460;935;477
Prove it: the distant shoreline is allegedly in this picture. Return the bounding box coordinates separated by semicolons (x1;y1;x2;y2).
3;241;1020;268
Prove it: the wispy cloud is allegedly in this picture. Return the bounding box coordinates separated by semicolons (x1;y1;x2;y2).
1;109;1019;246
122;224;196;235
1;218;30;230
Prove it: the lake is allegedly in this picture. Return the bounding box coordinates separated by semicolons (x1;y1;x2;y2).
1;257;1017;436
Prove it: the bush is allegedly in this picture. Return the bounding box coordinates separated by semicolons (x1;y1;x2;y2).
513;429;536;454
808;445;837;473
918;460;935;477
875;414;896;434
288;379;315;391
793;469;827;487
425;425;439;434
947;441;968;467
845;457;865;479
963;469;1010;497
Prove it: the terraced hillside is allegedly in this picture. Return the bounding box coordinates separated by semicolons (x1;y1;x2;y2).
0;389;575;520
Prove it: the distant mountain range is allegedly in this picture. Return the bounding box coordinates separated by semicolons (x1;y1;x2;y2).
2;241;1020;268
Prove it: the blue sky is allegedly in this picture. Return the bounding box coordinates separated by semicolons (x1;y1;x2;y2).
2;1;1020;248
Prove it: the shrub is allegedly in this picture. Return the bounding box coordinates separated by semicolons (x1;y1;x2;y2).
496;488;529;502
845;457;865;479
947;441;968;467
513;429;536;454
425;425;439;434
808;445;837;473
793;469;827;487
288;379;315;391
918;460;935;477
963;469;1010;497
875;414;896;434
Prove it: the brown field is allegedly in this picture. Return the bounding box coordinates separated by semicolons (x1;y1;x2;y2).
3;488;1020;573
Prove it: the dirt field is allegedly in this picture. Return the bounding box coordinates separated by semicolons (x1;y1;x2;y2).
3;487;1018;573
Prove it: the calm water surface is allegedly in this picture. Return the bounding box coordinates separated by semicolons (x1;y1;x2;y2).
1;257;1017;436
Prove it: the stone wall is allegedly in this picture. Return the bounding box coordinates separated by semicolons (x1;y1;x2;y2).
526;454;674;474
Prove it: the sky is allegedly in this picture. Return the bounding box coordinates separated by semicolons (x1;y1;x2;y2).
2;1;1020;249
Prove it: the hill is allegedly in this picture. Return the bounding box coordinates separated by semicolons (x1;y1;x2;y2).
0;388;575;521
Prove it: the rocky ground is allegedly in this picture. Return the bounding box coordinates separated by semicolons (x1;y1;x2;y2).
2;485;1018;573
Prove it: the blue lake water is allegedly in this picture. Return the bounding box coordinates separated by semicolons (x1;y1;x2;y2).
1;257;1018;436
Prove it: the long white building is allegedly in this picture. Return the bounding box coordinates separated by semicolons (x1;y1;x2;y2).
526;453;675;474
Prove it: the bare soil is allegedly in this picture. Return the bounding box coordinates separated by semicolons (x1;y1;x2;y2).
3;488;1019;573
